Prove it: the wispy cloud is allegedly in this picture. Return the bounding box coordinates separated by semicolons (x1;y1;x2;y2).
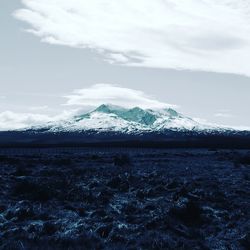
0;110;75;131
214;109;233;118
214;113;233;118
14;0;250;76
0;111;52;131
29;105;49;111
0;84;178;130
64;83;177;109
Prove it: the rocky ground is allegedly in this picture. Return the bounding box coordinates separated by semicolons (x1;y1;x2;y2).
0;147;249;250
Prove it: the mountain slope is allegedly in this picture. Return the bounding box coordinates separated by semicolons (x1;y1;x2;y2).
33;104;228;133
1;104;250;148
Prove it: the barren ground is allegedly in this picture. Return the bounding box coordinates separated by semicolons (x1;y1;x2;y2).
0;147;249;249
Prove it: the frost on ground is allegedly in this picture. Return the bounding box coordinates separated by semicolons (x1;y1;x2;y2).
0;148;249;249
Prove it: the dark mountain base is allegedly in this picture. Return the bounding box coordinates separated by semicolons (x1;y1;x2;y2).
1;130;250;149
0;147;249;249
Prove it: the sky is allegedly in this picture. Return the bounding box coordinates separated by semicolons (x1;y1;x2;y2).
1;0;250;130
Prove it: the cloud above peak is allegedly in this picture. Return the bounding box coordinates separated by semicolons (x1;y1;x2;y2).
64;84;176;109
14;0;250;76
0;84;176;130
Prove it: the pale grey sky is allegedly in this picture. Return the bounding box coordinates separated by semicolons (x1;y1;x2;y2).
1;0;250;129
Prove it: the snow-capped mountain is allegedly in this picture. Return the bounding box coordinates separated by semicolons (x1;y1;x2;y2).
32;104;229;134
2;104;249;148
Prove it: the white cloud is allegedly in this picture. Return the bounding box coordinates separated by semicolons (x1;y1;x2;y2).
214;113;233;118
214;109;233;118
14;0;250;76
0;111;52;131
0;84;178;130
0;109;76;131
29;105;49;111
64;83;176;109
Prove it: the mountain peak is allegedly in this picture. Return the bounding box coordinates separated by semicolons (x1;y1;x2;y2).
37;103;224;133
74;104;187;127
94;104;127;113
91;104;159;125
163;108;180;117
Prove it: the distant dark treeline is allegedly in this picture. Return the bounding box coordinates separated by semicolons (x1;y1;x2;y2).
0;130;250;149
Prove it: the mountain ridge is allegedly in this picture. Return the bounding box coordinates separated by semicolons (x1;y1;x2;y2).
44;104;231;133
22;104;234;134
0;104;250;148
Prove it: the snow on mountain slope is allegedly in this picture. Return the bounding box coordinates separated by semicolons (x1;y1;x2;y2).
36;104;228;133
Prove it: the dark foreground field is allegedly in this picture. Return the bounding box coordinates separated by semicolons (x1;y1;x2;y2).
0;147;249;250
